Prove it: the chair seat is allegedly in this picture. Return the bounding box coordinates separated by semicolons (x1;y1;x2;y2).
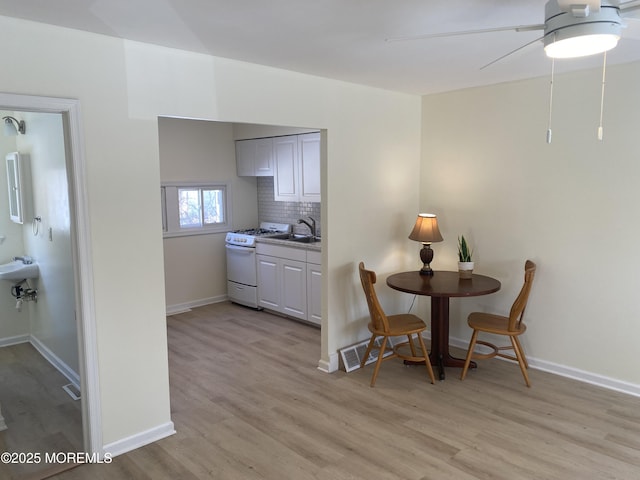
461;260;536;388
358;262;436;386
468;312;527;336
369;313;427;337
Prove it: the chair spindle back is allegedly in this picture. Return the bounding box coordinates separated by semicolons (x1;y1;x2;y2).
508;260;536;331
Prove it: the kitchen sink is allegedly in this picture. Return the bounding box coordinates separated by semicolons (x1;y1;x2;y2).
268;233;320;243
288;235;320;244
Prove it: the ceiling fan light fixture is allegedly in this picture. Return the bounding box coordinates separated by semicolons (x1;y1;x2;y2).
544;31;620;58
543;1;622;59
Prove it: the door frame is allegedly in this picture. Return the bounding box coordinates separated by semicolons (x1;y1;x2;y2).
0;92;101;454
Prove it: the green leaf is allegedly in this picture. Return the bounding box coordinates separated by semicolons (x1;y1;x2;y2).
458;235;473;262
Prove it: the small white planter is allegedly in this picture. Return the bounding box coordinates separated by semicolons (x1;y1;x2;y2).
458;261;474;279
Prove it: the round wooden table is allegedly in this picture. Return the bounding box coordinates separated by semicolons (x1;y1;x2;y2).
386;270;501;380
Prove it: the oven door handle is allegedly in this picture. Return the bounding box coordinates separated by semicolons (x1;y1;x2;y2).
225;244;256;254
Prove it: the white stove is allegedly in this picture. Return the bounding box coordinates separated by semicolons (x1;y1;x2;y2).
225;222;290;308
225;222;291;248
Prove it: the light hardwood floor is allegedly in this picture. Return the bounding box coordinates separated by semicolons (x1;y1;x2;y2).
53;302;640;479
0;342;83;480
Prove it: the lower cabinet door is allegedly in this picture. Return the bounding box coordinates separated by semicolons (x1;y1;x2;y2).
281;259;307;320
307;263;322;325
257;255;280;310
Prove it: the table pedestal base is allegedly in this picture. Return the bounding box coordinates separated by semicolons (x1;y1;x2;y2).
431;296;476;379
405;352;476;380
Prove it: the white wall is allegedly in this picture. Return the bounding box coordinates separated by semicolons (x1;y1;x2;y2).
1;15;422;449
16;111;78;376
421;61;640;387
159;118;258;310
0;118;28;341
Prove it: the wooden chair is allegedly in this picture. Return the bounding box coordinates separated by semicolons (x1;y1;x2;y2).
358;262;435;387
460;260;536;387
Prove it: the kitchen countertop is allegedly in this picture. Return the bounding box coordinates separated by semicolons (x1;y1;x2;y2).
256;236;321;252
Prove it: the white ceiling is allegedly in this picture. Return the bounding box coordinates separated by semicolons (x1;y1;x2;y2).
1;0;640;95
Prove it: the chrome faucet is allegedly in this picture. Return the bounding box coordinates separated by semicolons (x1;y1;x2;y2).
297;217;317;238
14;256;33;264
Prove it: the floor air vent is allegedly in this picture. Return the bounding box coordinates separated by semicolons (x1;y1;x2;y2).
339;337;394;372
62;383;81;401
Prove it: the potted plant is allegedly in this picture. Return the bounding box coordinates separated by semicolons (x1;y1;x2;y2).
458;235;474;279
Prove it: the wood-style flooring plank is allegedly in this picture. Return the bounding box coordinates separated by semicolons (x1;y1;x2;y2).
50;302;640;480
0;343;82;480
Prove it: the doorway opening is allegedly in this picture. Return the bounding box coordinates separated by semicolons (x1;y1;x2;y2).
0;93;101;471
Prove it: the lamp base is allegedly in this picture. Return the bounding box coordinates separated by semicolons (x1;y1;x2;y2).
419;266;434;276
418;243;435;276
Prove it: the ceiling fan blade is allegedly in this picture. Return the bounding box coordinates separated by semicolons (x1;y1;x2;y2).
621;16;640;38
385;24;544;42
618;0;640;13
480;35;546;70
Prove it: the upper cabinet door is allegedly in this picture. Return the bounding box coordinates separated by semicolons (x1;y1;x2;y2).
273;135;299;201
236;137;274;177
254;138;274;176
299;132;321;202
274;132;321;202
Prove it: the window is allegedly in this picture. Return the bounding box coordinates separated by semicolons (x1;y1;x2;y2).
161;182;231;237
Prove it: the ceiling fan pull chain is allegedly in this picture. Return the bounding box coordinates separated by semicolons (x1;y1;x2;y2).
598;51;607;141
547;57;555;144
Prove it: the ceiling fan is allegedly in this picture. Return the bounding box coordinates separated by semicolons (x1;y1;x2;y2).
389;0;640;69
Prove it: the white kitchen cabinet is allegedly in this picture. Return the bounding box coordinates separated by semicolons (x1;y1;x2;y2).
273;132;321;202
256;243;320;323
257;244;307;321
306;252;322;326
299;132;321;201
256;254;280;310
236;137;274;176
281;258;307;319
273;135;298;200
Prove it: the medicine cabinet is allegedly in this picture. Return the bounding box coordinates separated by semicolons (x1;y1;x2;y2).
6;152;25;224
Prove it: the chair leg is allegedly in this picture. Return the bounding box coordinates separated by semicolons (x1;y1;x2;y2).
360;335;377;369
513;336;529;369
369;336;388;387
510;336;531;387
416;333;435;384
407;334;417;357
460;330;479;381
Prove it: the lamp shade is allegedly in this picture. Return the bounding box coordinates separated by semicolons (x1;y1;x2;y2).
408;213;443;243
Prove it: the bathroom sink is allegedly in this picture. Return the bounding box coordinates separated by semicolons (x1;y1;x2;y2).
0;260;39;281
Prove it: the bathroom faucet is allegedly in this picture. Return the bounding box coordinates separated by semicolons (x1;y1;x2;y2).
14;256;33;264
297;217;317;238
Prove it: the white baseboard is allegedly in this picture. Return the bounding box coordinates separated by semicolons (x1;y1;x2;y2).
0;334;80;389
528;358;640;398
327;331;640;398
103;421;176;457
317;352;339;373
166;295;227;316
30;335;80;388
0;334;29;348
447;334;640;398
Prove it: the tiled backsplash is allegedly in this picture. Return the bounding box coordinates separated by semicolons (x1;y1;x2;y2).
257;177;321;236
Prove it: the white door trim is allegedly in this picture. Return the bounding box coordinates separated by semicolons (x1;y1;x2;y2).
0;92;102;454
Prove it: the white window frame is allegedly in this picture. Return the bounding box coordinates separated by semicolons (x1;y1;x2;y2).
161;181;232;238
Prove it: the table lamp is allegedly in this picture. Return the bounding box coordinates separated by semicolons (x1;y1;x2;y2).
408;213;443;276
